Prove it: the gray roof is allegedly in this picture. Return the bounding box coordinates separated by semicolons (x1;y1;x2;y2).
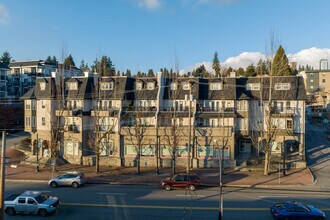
20;77;56;99
66;77;94;99
134;77;159;100
9;60;56;68
163;77;236;100
98;77;134;100
236;76;307;100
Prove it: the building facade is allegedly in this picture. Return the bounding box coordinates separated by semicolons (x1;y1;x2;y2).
22;73;307;168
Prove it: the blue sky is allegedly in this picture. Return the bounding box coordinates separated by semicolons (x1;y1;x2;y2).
1;0;330;73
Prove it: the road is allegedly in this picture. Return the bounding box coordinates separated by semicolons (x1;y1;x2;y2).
305;120;330;189
4;182;330;220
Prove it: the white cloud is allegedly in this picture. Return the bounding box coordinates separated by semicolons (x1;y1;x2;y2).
287;47;330;69
134;0;163;10
182;48;330;74
0;3;10;25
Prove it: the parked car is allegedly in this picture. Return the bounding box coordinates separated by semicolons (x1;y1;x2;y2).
327;135;330;141
4;191;59;217
48;171;86;188
270;201;326;220
161;173;201;191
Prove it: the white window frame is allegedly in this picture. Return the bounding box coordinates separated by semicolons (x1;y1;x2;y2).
25;116;31;126
136;82;143;90
183;82;190;90
147;82;155;90
246;83;260;91
39;82;46;90
67;82;78;90
210;82;222;90
275;83;291;90
170;82;177;90
100;82;114;90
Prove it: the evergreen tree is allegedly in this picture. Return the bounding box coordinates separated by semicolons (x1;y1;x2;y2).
245;64;256;77
52;56;57;65
64;54;75;70
226;66;233;76
256;59;267;75
80;59;90;71
137;71;142;77
193;65;207;77
0;50;12;63
212;51;221;77
91;56;115;76
125;69;131;76
163;68;169;77
271;45;292;76
46;55;52;63
147;69;155;77
236;67;245;76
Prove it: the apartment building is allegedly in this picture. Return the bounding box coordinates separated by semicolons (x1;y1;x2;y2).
0;62;8;99
22;73;307;168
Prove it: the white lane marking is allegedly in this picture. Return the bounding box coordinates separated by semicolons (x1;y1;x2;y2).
97;193;127;196
176;195;206;197
258;196;288;198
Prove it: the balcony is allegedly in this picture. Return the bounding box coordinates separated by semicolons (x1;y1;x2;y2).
65;124;80;133
56;107;86;117
91;107;120;117
270;107;296;118
196;107;236;118
122;106;157;117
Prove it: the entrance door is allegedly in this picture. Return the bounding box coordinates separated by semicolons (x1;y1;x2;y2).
239;140;252;154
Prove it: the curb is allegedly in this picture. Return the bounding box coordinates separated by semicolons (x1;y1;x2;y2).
307;165;318;185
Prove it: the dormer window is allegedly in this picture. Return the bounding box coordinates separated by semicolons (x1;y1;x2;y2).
183;82;190;90
39;82;46;91
147;82;155;90
136;82;143;90
246;83;260;91
100;82;114;90
170;82;177;90
210;82;222;90
67;82;78;90
275;83;290;90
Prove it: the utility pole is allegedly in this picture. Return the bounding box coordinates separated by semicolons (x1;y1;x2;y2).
36;133;39;172
0;130;7;220
282;142;286;176
214;139;223;220
187;81;192;174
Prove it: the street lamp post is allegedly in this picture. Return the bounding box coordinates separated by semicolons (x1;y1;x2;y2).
0;130;7;220
214;139;223;220
282;142;286;176
187;81;193;174
36;133;40;172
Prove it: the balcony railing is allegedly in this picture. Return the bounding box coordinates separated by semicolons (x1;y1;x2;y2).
65;124;80;133
270;107;296;117
123;106;157;112
196;107;235;113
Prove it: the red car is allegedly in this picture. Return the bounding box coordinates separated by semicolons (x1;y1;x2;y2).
161;173;201;191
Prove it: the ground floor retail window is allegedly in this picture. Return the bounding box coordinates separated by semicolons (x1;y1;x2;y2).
160;145;189;157
65;139;79;156
124;145;155;156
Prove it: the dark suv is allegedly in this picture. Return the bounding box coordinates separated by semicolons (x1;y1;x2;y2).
161;173;200;191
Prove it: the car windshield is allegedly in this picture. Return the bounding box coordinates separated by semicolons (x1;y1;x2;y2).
35;193;50;204
300;203;311;212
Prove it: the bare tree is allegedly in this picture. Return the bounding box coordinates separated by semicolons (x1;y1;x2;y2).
122;108;148;174
89;103;119;172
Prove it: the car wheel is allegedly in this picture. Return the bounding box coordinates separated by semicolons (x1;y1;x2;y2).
72;182;79;188
5;207;15;216
164;185;171;191
50;182;57;188
38;209;47;217
188;184;196;191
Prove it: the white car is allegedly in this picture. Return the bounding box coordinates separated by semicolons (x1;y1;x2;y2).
48;171;86;188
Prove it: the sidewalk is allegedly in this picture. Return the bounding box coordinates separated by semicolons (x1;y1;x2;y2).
4;163;314;189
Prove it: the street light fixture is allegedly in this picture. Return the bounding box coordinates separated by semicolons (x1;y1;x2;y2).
214;139;223;220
